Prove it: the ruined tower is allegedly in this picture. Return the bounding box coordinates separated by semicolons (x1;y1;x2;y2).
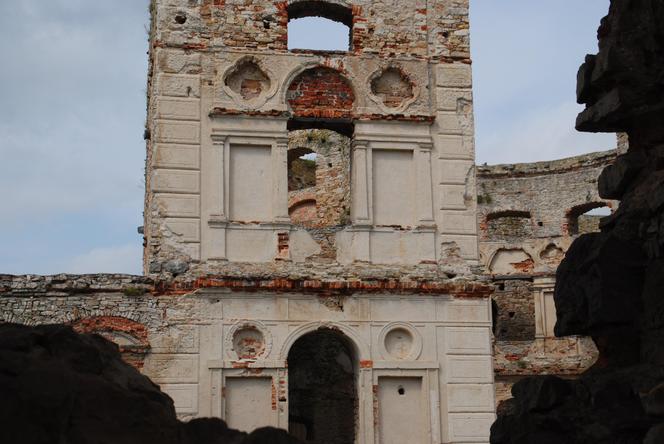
143;0;495;441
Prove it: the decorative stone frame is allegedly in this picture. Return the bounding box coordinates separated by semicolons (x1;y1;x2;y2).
221;56;280;110
349;121;437;263
367;63;420;114
203;116;291;262
371;368;440;444
225;320;274;361
533;276;557;339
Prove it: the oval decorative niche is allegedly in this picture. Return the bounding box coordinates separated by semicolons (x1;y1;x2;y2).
226;321;273;361
224;59;272;104
370;67;415;110
379;322;423;361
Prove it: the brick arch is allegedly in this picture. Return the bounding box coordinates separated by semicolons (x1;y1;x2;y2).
70;316;150;369
286;66;355;119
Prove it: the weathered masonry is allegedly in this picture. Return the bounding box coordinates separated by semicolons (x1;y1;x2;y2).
140;0;495;443
476;149;619;410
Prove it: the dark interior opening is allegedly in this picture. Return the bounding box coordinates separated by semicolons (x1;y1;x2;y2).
287;329;357;444
288;118;354;138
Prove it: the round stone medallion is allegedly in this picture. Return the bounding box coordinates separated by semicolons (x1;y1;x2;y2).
226;321;272;361
379;323;422;361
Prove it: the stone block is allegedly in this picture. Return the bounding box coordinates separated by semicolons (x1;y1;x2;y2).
164;219;200;243
154;121;200;144
444;300;490;323
436;135;472;160
152;170;200;194
440;184;468;210
153;143;200;169
441;212;478;235
155;97;201;121
447;384;495;412
222;296;281;322
446;356;494;383
143;354;199;383
436;63;473;88
155;73;201;98
155;194;200;218
370;298;435;322
439;234;479;260
448;413;494;442
446;327;491;355
225;228;276;263
436;87;473;111
440;159;473;184
149;325;200;353
435;111;463;135
155;48;201;74
160;384;199;414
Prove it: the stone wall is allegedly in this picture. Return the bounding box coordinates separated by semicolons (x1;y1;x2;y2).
477;149;619;409
492;0;664;441
1;273;496;441
144;0;480;275
151;0;469;60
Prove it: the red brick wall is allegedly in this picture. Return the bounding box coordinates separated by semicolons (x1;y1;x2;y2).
287;67;354;119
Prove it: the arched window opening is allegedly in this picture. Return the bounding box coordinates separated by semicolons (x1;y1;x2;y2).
567;203;611;235
485;210;533;241
287;329;357;444
287;2;353;51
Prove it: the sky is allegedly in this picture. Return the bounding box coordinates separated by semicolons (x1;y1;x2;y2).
0;0;613;275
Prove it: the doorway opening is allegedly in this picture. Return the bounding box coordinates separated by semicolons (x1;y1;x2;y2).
287;329;357;444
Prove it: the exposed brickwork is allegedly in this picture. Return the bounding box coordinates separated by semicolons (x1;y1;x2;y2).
478;149;616;411
151;0;470;60
492;280;535;341
71;316;150;369
287;67;355;119
288;129;351;229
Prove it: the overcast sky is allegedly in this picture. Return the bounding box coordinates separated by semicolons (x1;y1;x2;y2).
0;0;613;275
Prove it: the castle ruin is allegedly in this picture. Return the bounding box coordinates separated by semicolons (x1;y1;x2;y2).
0;1;619;443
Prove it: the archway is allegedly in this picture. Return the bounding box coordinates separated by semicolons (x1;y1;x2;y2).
287;328;357;444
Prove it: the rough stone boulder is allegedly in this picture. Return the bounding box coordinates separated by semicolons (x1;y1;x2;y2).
0;323;302;444
491;369;664;444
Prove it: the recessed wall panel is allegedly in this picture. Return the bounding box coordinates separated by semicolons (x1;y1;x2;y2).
378;377;425;444
225;377;274;432
372;150;414;226
229;145;272;222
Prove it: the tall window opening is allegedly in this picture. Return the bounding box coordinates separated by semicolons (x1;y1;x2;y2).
287;2;353;51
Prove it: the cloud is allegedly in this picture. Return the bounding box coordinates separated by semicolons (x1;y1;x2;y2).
476;101;617;165
65;244;143;275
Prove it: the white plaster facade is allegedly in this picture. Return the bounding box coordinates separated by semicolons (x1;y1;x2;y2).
142;1;494;442
144;292;495;443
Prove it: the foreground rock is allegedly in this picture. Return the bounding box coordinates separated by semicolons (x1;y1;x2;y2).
0;323;301;444
492;0;664;442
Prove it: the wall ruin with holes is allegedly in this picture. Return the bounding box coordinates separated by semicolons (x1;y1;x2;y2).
144;0;479;277
134;1;496;441
476;149;618;411
1;273;495;443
